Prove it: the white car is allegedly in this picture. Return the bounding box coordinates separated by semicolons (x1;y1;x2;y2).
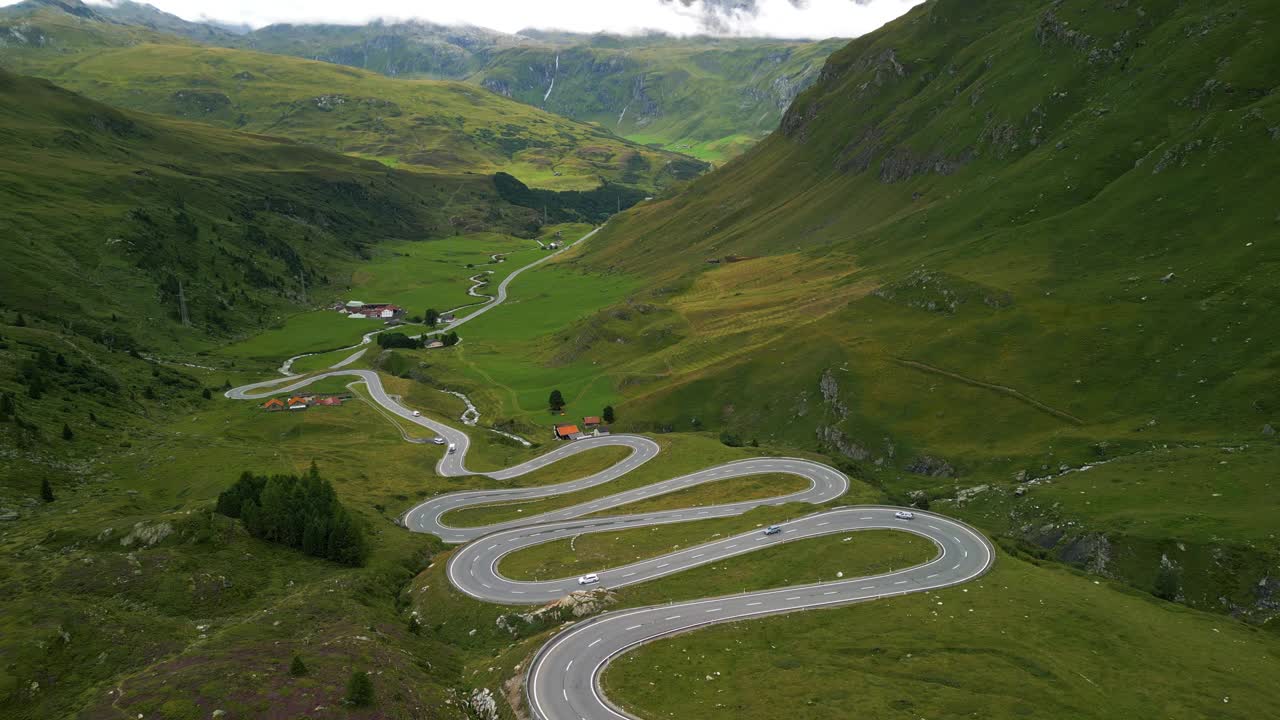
577;573;600;585
894;511;915;520
447;443;457;454
432;437;446;446
412;410;422;417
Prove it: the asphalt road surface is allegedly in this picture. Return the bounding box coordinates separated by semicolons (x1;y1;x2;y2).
225;222;994;719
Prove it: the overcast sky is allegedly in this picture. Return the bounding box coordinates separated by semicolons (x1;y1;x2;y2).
49;0;925;39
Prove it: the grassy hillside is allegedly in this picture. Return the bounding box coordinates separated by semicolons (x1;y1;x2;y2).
240;22;845;162
472;35;846;162
0;67;537;353
392;0;1280;624
0;4;704;191
2;1;843;163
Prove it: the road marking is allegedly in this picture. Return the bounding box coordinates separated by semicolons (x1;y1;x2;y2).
860;516;874;520
626;625;643;631
746;602;762;606
656;564;670;569
705;608;721;613
566;660;573;671
512;590;524;594
817;522;830;527
823;591;838;595
861;585;876;590
589;638;602;647
621;572;636;578
726;544;738;549
926;573;939;579
894;580;908;585
664;615;681;620
691;554;705;559
786;596;802;600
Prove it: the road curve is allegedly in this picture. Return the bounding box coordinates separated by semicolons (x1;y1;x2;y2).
224;224;994;720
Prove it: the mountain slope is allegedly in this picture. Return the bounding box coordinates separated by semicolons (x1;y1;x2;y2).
447;0;1280;618
239;22;845;161
0;67;530;350
0;4;705;192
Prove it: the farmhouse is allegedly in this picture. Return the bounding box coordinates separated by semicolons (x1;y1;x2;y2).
287;396;309;410
438;311;457;324
341;301;405;320
582;416;602;428
554;424;581;440
262;398;285;411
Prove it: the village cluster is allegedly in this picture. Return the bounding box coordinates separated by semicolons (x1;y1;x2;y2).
260;394;349;411
333;300;406;320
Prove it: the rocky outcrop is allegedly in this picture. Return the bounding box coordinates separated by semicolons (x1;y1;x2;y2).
467;687;499;720
879;145;973;183
905;455;957;478
815;425;870;462
119;520;173;548
818;368;848;420
496;589;617;635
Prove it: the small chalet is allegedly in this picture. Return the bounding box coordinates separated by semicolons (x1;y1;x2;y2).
438;311;457;324
581;416;602;428
312;396;345;406
287;396;309;411
262;398;286;411
554;424;581;440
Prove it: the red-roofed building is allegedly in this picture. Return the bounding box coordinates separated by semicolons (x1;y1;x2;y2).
581;416;602;427
554;424;581;440
262;398;286;411
287;396;309;410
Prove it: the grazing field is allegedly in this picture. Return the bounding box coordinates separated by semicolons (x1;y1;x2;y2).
215;226;584;363
438;438;799;529
604;551;1280;720
498;506;914;582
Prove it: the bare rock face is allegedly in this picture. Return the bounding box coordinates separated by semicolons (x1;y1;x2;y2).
1263;423;1276;437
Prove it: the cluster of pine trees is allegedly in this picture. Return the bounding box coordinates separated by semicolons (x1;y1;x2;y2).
215;463;368;566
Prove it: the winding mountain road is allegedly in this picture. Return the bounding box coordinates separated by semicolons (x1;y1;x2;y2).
225;226;994;720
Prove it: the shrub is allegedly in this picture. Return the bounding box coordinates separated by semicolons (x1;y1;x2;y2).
346;670;374;707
